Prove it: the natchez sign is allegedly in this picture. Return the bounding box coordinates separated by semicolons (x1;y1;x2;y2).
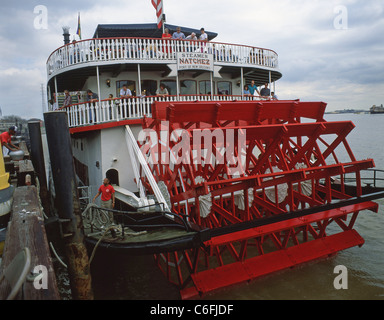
177;52;214;72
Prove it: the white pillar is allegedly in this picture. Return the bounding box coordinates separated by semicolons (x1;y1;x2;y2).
241;67;244;99
54;77;58;110
176;71;180;99
96;66;101;103
269;70;272;98
137;64;142;96
54;77;58;97
210;71;214;100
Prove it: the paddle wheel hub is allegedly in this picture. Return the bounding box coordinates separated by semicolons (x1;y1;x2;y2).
136;100;380;298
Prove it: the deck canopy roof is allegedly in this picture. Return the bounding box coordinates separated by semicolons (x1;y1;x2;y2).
93;23;218;40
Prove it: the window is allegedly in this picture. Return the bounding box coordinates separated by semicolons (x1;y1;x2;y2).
160;80;177;96
199;81;215;95
217;81;232;95
180;80;197;95
141;80;157;96
116;80;136;97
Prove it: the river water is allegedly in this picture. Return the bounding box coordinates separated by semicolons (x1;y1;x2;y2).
90;113;384;300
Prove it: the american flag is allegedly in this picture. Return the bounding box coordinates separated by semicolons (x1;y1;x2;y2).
151;0;163;29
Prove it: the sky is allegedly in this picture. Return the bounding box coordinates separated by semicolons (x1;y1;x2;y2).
0;0;383;120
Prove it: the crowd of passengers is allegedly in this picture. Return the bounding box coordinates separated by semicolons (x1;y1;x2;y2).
55;26;273;68
57;80;277;109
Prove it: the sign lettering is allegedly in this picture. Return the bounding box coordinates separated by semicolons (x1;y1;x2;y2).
177;52;214;72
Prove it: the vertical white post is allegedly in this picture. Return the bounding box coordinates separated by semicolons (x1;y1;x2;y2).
96;66;101;122
54;77;58;110
176;70;180;100
137;64;142;96
96;66;101;103
48;85;52;111
269;70;272;99
240;67;244;99
210;71;214;100
137;63;142;116
54;77;58;97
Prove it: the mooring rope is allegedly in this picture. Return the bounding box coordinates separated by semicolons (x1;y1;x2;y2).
81;203;148;265
49;241;68;268
81;203;113;232
88;225;123;265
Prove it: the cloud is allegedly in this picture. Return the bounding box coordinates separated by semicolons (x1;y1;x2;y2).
0;67;45;118
0;0;383;120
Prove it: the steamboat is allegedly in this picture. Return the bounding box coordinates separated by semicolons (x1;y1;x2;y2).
45;20;382;299
370;104;384;114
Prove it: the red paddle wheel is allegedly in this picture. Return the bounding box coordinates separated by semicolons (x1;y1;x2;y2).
138;100;379;299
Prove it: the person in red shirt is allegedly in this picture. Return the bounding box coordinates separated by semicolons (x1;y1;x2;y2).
162;28;172;55
92;177;116;224
92;177;115;209
1;126;20;156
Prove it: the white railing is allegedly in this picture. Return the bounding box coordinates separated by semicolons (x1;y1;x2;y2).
60;95;269;128
47;37;279;77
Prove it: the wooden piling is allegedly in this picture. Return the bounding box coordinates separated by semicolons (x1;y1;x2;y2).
43;111;93;300
27;121;50;215
0;186;60;300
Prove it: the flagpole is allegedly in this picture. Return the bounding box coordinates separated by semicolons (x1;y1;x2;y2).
152;0;165;33
77;12;81;40
162;0;165;34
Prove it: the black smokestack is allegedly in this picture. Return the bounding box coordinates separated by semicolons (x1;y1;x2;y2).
62;26;70;45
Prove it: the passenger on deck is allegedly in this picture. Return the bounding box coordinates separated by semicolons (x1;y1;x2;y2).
138;90;147;98
199;28;208;52
172;27;185;40
186;32;197;41
63;90;72;107
86;89;99;102
271;92;278;100
162;28;172;40
199;28;208;42
49;98;59;111
248;80;260;97
156;84;169;97
185;32;197;52
260;83;271;98
119;85;132;118
162;28;172;55
243;85;252;97
87;89;98;122
107;94;115;118
120;84;132;98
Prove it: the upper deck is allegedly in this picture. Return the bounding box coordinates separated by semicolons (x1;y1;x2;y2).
47;37;280;80
47;24;283;131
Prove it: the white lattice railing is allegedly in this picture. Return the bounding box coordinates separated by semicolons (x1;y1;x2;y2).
61;94;270;128
47;37;279;77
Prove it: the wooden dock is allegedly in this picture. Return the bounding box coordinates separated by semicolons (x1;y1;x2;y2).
0;185;60;299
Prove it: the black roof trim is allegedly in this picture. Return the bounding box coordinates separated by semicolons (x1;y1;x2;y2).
93;23;218;40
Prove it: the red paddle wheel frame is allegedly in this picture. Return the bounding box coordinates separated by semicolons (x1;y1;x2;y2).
137;100;379;299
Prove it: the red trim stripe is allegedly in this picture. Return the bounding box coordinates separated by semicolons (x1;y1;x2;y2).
69;119;143;134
